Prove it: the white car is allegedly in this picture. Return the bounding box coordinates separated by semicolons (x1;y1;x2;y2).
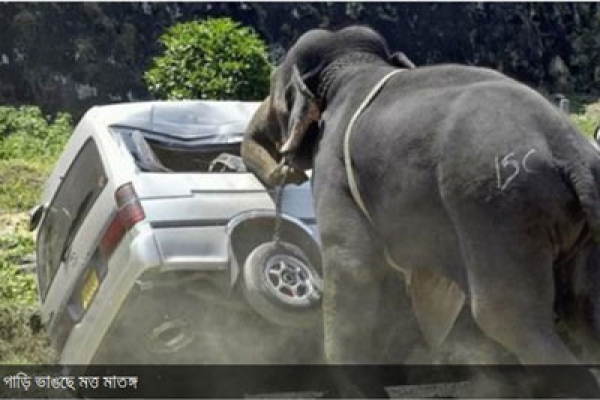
31;101;324;365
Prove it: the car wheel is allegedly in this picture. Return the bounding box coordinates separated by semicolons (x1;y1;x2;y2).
243;241;322;328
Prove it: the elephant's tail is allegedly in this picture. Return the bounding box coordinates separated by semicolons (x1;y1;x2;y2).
563;160;600;242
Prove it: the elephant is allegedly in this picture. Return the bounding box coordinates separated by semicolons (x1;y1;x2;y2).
241;25;600;396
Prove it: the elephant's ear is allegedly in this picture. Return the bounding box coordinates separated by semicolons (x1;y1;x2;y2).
389;52;416;69
280;65;321;154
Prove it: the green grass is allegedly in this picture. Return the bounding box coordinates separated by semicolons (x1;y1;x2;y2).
0;106;70;364
0;213;37;306
0;160;53;213
572;113;600;138
0;212;56;363
569;94;600;138
0;107;70;309
0;106;70;213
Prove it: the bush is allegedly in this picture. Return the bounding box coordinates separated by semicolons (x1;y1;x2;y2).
0;106;72;162
0;107;72;212
144;18;272;101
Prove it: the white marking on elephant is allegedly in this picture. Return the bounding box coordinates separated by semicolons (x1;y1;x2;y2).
496;152;519;190
522;148;538;173
496;149;538;190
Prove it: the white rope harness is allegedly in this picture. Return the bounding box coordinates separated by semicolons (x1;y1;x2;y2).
342;68;411;283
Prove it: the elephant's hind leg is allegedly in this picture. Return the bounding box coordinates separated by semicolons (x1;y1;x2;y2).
454;215;599;396
465;236;575;365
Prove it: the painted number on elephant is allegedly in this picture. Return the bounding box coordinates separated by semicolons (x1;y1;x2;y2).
495;149;537;190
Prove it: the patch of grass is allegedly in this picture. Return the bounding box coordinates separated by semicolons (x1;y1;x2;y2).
0;107;70;364
0;106;71;213
0;160;52;213
0;214;50;364
0;107;71;161
0;213;37;306
571;113;600;138
0;305;56;364
568;95;600;138
0;266;37;307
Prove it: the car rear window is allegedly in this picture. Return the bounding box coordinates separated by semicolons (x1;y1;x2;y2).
110;127;245;173
37;139;107;300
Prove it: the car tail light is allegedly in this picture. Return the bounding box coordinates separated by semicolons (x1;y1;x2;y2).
100;183;145;259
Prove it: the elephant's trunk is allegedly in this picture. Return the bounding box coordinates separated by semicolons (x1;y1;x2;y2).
242;97;310;187
241;97;282;186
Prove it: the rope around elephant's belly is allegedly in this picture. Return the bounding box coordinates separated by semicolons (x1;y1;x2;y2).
342;68;411;283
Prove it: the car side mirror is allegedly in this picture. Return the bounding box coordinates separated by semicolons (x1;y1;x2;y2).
29;203;46;231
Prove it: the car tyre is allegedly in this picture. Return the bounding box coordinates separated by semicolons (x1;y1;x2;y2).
243;241;322;328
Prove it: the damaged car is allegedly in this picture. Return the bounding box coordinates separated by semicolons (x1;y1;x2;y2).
30;101;324;364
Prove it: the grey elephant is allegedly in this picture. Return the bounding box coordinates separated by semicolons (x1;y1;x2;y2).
242;25;600;396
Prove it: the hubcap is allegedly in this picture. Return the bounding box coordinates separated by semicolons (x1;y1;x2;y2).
264;255;320;304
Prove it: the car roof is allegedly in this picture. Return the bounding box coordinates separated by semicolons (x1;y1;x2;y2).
92;100;262;147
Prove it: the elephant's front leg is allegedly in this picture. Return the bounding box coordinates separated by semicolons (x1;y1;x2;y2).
316;189;389;397
321;238;385;363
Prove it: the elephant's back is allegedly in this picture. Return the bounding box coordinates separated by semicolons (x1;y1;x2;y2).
354;68;578;209
346;67;586;286
385;63;512;95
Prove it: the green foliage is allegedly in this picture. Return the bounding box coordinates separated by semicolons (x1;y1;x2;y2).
0;106;71;212
0;106;72;162
568;95;600;138
0;160;51;212
0;263;37;305
144;18;272;101
0;214;37;305
572;113;600;138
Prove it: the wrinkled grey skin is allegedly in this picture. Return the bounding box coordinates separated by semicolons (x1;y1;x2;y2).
242;25;600;395
241;96;309;187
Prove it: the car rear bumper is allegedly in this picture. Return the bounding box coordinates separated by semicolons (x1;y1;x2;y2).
58;229;162;364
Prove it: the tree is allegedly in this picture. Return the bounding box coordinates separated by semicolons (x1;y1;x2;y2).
144;17;272;100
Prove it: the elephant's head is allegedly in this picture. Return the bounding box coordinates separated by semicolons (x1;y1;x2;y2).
242;26;415;186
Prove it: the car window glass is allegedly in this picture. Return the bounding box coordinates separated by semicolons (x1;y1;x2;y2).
37;139;107;299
